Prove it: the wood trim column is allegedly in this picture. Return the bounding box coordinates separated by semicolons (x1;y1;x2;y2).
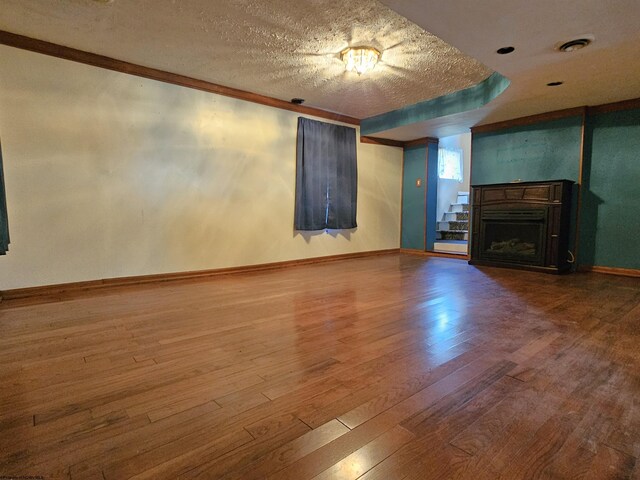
573;109;587;265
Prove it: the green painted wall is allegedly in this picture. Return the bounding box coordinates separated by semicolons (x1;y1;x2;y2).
580;108;640;269
471;116;582;185
401;146;426;250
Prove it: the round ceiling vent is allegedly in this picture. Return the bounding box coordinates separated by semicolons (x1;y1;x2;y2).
558;38;592;52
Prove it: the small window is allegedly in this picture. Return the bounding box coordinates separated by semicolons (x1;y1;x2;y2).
438;147;463;182
294;117;357;231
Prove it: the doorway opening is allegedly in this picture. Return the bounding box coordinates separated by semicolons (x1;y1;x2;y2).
433;133;471;255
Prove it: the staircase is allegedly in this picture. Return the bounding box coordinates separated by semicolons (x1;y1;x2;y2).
434;192;469;255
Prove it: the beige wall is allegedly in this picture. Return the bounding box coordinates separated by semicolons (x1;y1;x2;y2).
0;46;402;290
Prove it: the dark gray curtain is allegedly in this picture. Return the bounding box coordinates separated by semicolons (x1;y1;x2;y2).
0;143;8;255
294;117;357;231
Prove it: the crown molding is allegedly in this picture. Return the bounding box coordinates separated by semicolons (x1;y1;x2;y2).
360;136;405;148
0;30;360;126
471;107;586;134
587;97;640;115
404;137;439;147
472;97;640;135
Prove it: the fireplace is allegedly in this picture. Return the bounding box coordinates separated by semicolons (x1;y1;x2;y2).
480;209;547;265
469;180;573;273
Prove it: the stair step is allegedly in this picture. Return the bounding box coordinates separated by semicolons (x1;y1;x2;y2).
437;231;469;241
449;204;470;213
434;240;468;255
456;193;469;204
438;195;470;242
444;211;469;220
444;212;469;221
438;221;468;231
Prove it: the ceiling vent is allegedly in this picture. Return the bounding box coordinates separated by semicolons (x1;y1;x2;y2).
558;38;592;52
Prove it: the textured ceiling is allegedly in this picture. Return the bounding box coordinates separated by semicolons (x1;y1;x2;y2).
0;0;492;118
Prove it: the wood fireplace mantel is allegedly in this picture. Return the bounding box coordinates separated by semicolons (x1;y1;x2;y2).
469;180;574;274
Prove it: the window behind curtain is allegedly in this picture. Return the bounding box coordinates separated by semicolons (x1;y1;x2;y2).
0;143;9;255
438;147;463;182
294;117;357;231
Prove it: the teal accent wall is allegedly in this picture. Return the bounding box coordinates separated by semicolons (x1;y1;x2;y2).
425;142;438;251
400;143;439;251
471;108;640;270
580;108;640;269
361;72;510;136
401;146;426;249
471;116;583;185
472;117;582;258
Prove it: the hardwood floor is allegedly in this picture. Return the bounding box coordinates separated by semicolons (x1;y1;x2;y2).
1;253;639;479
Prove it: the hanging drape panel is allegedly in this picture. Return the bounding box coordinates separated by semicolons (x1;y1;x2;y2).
294;117;357;231
0;143;9;255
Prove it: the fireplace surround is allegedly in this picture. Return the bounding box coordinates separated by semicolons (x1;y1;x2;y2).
469;180;574;273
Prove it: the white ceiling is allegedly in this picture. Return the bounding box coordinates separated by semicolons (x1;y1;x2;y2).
1;0;639;139
377;0;640;138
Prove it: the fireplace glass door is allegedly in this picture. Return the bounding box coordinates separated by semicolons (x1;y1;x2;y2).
479;209;547;266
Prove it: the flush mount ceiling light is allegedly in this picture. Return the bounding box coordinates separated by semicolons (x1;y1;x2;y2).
341;46;381;75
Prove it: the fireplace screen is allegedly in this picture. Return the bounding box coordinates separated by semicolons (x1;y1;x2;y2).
479;209;547;265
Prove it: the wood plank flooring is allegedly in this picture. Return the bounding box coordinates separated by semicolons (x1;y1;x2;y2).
1;253;639;479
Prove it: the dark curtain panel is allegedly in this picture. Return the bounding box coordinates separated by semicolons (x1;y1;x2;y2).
0;143;8;255
294;117;357;230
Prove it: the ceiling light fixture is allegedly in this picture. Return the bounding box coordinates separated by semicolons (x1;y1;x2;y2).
341;46;380;75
